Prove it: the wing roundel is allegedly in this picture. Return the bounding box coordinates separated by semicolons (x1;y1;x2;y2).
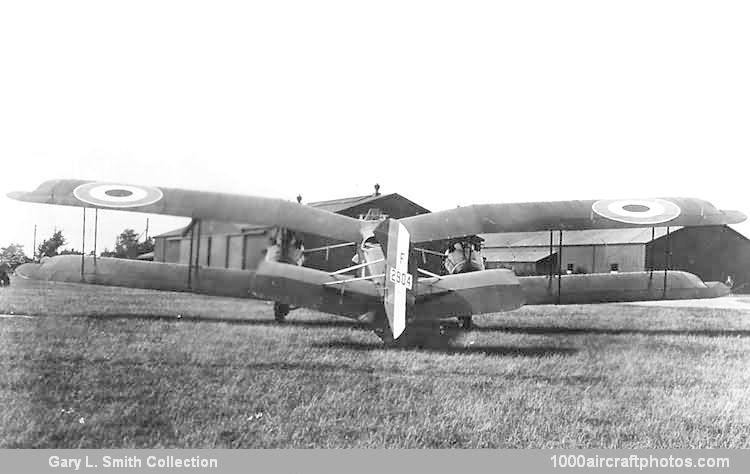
73;182;164;208
591;198;681;224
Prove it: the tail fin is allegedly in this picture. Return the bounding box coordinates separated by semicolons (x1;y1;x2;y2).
374;218;415;339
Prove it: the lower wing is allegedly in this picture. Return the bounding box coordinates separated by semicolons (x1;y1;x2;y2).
14;257;729;323
518;271;729;304
410;269;728;320
15;256;380;319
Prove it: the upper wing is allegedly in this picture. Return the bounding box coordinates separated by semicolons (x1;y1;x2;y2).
399;198;746;243
8;179;366;243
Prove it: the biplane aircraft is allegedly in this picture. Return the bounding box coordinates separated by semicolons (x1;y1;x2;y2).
8;180;746;346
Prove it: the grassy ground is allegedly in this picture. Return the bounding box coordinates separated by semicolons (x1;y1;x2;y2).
1;277;749;448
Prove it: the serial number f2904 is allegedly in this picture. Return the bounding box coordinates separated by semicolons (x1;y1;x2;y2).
388;267;413;290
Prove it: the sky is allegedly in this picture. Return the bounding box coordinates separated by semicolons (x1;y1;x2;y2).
1;1;749;256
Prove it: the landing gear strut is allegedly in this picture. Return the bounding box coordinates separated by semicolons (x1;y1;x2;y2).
274;302;290;323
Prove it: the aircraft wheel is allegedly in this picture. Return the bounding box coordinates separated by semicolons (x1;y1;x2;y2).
459;316;472;330
273;302;290;323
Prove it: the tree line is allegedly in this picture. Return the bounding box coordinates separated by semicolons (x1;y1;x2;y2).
0;229;154;270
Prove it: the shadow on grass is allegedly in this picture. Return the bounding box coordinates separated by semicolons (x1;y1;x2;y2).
80;313;365;329
66;313;750;339
473;325;750;338
313;340;578;357
244;360;607;387
243;360;602;386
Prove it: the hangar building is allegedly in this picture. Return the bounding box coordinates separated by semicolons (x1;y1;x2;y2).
152;188;445;275
481;225;750;292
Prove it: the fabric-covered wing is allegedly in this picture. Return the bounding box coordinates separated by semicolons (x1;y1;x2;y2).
406;269;728;321
518;271;729;305
399;198;746;243
411;269;526;320
15;256;381;319
8;179;366;243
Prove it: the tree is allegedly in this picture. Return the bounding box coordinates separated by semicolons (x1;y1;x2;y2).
114;229;140;259
114;229;154;258
37;230;66;258
109;229;154;259
0;243;29;269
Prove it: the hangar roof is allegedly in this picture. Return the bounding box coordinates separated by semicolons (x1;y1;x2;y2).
309;192;430;216
155;192;428;238
309;194;385;213
481;227;682;248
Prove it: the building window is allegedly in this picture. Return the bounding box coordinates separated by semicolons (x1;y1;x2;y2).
566;263;574;274
610;263;619;273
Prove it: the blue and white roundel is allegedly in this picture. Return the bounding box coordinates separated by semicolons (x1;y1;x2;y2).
592;198;681;225
73;182;164;208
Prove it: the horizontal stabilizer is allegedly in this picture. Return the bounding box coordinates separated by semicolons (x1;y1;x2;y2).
249;261;380;317
412;269;526;320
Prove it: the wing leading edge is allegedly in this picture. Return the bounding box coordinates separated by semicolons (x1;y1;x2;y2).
400;198;746;243
8;179;366;243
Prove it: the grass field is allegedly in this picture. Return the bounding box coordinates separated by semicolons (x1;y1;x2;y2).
1;277;749;448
